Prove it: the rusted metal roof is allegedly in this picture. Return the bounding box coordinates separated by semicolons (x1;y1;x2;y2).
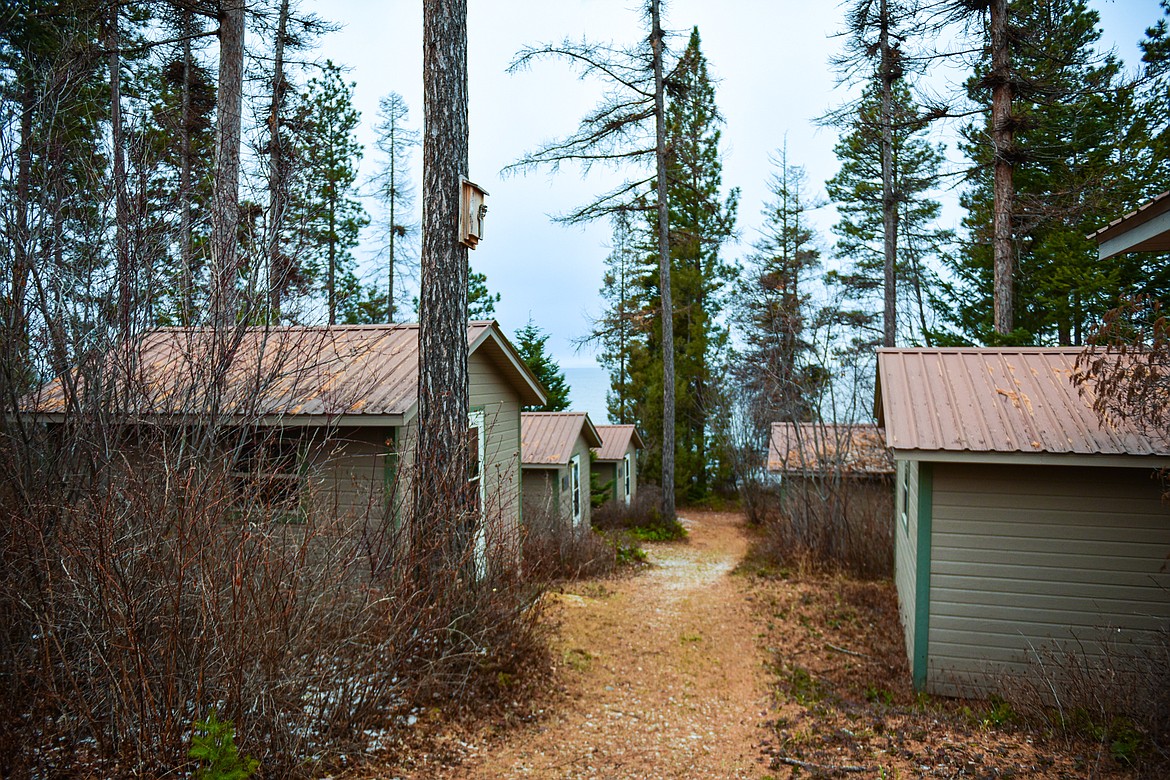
876;348;1170;459
27;321;546;421
1091;191;1170;258
521;412;602;467
766;422;894;475
592;424;645;461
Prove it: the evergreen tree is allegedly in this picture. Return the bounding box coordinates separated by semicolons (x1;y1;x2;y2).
590;211;642;425
514;319;571;412
467;263;500;319
825;79;950;345
371;92;419;322
630;27;737;500
286;61;369;324
1140;1;1170;185
945;0;1157;346
734;149;828;435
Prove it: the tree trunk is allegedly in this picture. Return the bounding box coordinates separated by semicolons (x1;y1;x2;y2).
328;195;336;324
990;0;1014;336
415;0;471;576
879;0;898;348
108;4;130;337
650;0;675;522
211;0;245;326
267;0;290;322
387;116;397;322
179;10;195;324
9;79;35;382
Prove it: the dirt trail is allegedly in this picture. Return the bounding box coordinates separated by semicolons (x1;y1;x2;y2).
436;510;769;779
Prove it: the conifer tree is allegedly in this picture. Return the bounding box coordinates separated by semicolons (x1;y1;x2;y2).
286;61;369;324
467;264;500;320
514;319;571;412
945;0;1156;346
371;92;419;322
826;79;949;345
590;211;642;425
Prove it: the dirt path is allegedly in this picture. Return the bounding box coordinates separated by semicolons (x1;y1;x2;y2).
427;510;769;779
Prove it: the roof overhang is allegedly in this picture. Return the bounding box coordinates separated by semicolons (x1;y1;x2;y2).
468;323;548;408
1092;192;1170;259
891;448;1170;469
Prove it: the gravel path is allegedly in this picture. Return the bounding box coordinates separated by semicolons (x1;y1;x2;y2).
439;510;770;779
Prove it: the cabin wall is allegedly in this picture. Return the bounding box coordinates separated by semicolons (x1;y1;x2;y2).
469;349;523;560
925;461;1170;697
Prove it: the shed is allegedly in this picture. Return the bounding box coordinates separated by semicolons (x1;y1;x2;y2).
520;412;602;533
591;424;645;505
877;347;1170;697
27;321;546;566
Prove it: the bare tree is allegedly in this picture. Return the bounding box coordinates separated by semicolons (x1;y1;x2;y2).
266;0;290;320
372;92;419;322
415;0;471;573
507;0;676;520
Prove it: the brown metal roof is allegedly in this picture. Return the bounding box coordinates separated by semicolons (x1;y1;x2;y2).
521;412;602;467
27;321;546;420
876;348;1170;458
592;424;645;461
766;422;894;475
1091;191;1170;258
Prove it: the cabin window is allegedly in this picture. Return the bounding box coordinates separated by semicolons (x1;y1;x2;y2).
899;461;909;530
232;431;304;520
623;453;632;504
468;412;485;518
570;454;582;526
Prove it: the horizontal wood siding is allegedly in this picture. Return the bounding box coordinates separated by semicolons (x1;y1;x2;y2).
590;461;619;503
304;426;392;531
927;462;1170;696
470;350;522;560
522;468;560;523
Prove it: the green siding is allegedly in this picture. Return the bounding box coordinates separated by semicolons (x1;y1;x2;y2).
913;461;933;690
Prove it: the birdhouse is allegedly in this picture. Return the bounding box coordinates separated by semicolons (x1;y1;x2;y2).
459;177;489;249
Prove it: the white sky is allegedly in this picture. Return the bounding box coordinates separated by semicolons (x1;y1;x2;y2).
318;0;1160;368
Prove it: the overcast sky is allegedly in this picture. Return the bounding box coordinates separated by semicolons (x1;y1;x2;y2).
317;0;1160;368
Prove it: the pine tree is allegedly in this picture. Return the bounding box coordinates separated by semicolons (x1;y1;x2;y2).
631;27;736;501
945;0;1157;346
514;319;571;412
371;92;419;323
826;79;949;345
734;148;827;435
590;211;642;425
286;61;369;324
467;263;500;319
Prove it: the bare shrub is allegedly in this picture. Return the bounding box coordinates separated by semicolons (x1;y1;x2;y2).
1004;626;1170;771
521;502;616;582
0;329;546;778
750;475;894;579
591;485;665;532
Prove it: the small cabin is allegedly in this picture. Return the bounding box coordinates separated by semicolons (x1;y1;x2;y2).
591;424;644;506
520;412;602;534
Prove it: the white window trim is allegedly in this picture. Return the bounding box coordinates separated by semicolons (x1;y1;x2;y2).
569;453;582;528
623;453;632;505
469;410;487;577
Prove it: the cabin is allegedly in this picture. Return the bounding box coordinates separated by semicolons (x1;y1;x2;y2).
26;321;546;566
877;347;1170;697
520;412;602;533
591;424;644;506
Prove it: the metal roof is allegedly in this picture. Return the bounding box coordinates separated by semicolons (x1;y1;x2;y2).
521;412;602;467
766;422;894;475
876;348;1170;459
1091;191;1170;258
592;424;645;461
27;321;546;421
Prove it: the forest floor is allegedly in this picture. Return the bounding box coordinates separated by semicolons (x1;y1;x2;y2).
351;510;1151;779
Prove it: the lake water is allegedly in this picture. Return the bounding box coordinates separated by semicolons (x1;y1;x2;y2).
563;366;611;424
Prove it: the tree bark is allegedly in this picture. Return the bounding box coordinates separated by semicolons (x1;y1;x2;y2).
179;10;195;324
211;0;245;326
267;0;290;322
990;0;1014;336
108;4;130;337
415;0;471;574
650;0;675;522
879;0;898;348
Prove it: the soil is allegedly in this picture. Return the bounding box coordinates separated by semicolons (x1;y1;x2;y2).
353;509;1155;779
361;509;772;779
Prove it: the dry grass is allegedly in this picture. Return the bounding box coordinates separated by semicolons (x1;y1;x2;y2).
746;570;1159;778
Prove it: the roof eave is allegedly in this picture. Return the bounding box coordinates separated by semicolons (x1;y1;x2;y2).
890;448;1170;469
